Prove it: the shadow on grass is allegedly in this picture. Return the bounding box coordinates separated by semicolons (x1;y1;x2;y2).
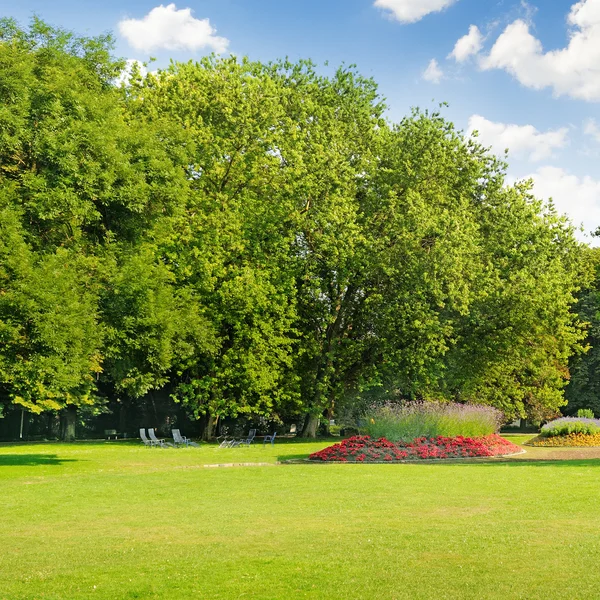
0;454;78;467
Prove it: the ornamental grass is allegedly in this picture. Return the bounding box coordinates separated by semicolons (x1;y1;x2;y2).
539;417;600;438
309;434;521;462
363;401;503;442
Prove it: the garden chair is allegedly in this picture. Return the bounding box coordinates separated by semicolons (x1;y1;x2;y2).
172;429;199;447
140;429;154;447
263;431;277;445
217;435;235;448
148;428;172;448
231;429;256;447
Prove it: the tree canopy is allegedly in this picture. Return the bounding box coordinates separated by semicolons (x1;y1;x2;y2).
0;18;591;436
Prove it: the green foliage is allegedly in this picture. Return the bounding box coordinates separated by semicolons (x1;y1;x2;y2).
0;190;101;413
564;248;600;416
540;417;600;438
577;408;595;419
363;402;502;442
0;18;589;435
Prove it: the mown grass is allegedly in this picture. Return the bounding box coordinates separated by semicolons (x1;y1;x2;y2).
2;437;600;599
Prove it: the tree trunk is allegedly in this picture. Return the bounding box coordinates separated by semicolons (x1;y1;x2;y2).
202;415;218;441
60;406;77;441
119;404;127;435
302;413;319;438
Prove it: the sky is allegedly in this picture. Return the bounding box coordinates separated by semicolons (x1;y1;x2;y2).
4;0;600;243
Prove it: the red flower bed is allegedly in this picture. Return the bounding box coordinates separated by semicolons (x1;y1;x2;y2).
309;434;521;462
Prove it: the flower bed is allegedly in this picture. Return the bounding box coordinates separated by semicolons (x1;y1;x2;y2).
528;433;600;447
309;434;522;462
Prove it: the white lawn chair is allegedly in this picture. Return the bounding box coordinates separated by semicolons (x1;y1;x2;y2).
140;429;154;447
172;429;199;447
217;436;235;448
230;429;256;447
148;428;172;448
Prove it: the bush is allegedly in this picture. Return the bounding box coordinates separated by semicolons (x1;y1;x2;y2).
540;417;600;438
577;409;595;419
309;434;521;462
363;402;503;442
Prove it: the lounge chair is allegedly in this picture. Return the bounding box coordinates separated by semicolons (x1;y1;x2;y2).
217;435;235;448
140;428;154;447
263;431;277;445
231;429;256;447
172;429;199;447
148;428;172;448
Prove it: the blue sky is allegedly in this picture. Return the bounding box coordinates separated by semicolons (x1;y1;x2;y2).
6;0;600;241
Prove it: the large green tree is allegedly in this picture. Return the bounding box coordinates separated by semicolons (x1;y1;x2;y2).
0;19;194;437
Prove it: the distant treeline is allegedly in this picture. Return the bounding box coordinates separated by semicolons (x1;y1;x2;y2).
0;18;596;439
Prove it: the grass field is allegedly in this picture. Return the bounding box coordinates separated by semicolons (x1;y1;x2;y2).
2;435;600;599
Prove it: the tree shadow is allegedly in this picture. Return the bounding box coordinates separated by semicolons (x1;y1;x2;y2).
0;454;78;467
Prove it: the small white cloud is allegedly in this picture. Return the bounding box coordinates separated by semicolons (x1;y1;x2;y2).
584;118;600;143
520;166;600;242
118;3;229;54
468;115;569;162
422;59;443;84
374;0;458;24
448;25;484;62
480;0;600;101
115;59;148;87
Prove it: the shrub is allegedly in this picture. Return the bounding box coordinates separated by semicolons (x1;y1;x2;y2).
540;417;600;438
363;401;503;442
577;408;595;419
309;434;521;462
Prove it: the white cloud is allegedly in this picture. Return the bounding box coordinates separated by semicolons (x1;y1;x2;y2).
468;115;569;162
480;0;600;101
584;118;600;142
422;59;443;84
520;166;600;241
118;4;229;54
448;25;484;62
374;0;458;23
115;59;148;87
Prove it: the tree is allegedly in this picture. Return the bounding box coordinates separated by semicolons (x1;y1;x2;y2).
126;57;303;437
0;19;192;437
0;194;101;438
564;247;600;416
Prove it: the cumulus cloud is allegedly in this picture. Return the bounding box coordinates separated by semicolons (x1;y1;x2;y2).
521;166;600;241
448;25;484;62
479;0;600;101
118;4;229;54
467;115;569;162
422;59;443;83
374;0;458;23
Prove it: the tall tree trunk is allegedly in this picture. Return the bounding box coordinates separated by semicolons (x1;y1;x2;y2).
202;415;217;441
119;404;127;435
60;406;77;441
302;413;319;438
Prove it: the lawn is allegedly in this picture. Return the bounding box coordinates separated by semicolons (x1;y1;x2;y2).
2;436;600;599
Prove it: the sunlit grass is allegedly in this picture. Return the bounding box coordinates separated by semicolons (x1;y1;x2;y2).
2;438;600;599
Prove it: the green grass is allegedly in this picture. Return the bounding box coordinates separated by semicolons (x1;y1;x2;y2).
2;437;600;599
